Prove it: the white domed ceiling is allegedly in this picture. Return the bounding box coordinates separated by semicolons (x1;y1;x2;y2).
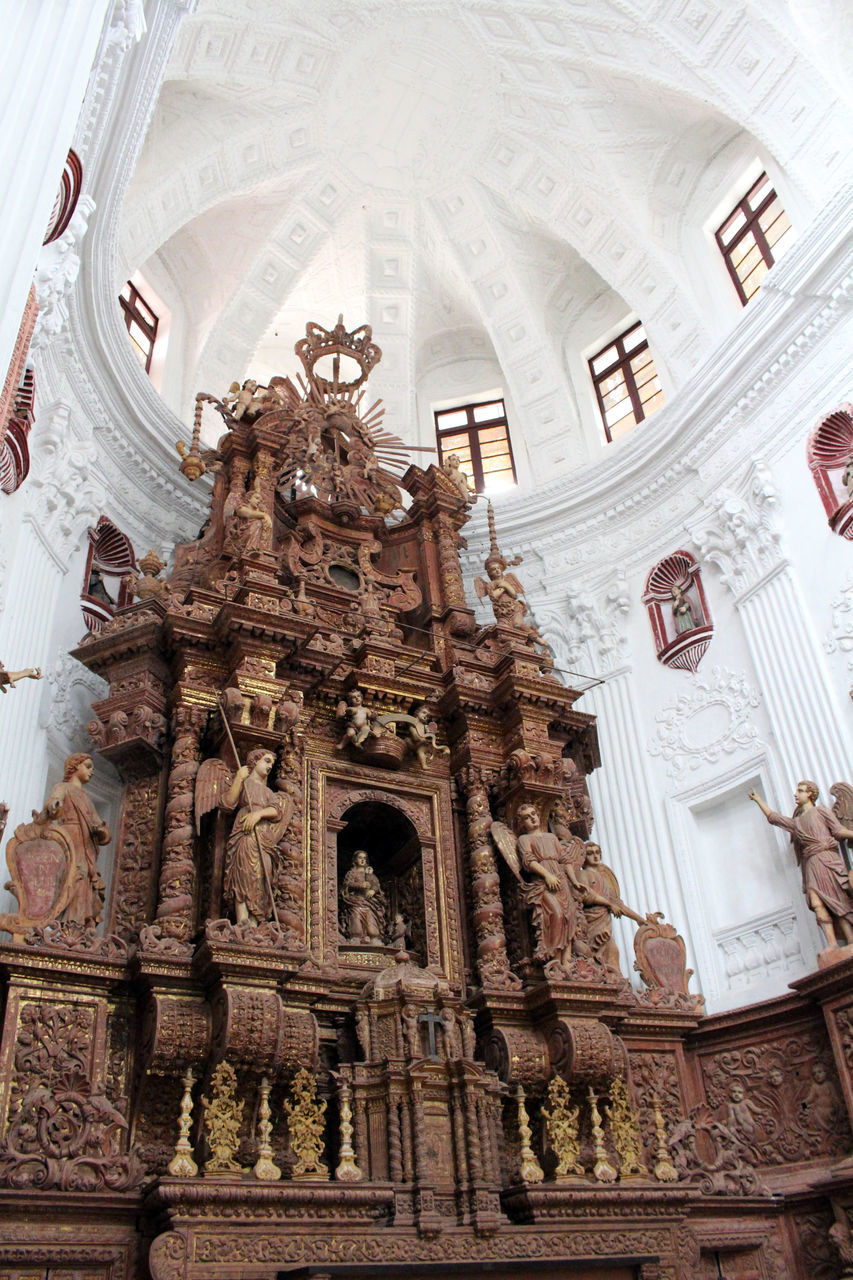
118;0;851;480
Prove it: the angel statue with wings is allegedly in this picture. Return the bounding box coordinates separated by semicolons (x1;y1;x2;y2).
475;556;528;629
195;747;294;927
577;842;651;973
490;803;591;973
474;503;545;650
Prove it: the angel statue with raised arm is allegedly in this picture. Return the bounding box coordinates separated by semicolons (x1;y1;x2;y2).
195;747;293;927
490;802;590;973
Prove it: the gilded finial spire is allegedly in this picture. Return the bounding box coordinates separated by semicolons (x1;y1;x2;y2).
485;500;507;572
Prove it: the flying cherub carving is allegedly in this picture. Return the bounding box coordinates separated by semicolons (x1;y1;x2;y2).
335;688;380;750
373;703;450;770
489;804;591;972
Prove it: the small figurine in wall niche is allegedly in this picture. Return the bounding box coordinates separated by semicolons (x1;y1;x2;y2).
576;842;650;972
335;689;375;751
0;660;42;693
442;453;473;504
843;452;853;503
750;781;853;950
340;849;387;945
670;583;696;633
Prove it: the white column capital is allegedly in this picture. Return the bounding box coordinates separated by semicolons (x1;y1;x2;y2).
689;459;784;599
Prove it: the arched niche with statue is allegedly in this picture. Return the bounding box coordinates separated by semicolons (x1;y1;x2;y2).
336;799;426;963
319;769;462;987
642;550;713;673
807;404;853;540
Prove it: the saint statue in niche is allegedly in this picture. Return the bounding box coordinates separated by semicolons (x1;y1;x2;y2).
225;478;272;557
340;849;387;945
670;583;696;633
750;780;853;950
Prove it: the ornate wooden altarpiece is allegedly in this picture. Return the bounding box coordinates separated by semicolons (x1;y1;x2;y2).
2;320;853;1280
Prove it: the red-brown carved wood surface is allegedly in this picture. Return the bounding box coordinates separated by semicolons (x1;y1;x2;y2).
0;319;849;1280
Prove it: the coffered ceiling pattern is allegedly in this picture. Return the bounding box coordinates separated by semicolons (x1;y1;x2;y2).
117;0;853;470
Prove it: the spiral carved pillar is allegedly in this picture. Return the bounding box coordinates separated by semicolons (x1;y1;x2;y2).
152;704;205;943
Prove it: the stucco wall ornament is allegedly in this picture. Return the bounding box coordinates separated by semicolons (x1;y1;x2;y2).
31;197;96;351
42;652;108;754
647;665;761;777
824;573;853;686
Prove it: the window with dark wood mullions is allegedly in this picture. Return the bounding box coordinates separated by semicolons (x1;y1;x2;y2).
715;173;793;306
434;399;516;494
589;322;664;443
120;281;159;373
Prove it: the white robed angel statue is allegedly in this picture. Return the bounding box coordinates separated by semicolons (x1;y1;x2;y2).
194;747;293;927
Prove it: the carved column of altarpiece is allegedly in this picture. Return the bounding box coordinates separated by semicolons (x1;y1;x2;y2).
1;320;853;1280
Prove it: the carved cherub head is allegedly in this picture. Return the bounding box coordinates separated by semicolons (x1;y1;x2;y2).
584;842;602;866
347;690;363;707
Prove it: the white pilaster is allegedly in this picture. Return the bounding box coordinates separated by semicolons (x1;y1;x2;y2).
0;0;110;380
691;460;853;793
0;403;105;831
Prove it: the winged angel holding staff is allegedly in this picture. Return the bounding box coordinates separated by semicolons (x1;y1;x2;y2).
195;721;293;927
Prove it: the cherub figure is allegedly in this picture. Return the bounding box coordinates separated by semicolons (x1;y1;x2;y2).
475;556;528;628
224;377;272;421
335;689;375;750
442;453;473;504
719;1081;762;1139
0;661;42;693
373;703;450;770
